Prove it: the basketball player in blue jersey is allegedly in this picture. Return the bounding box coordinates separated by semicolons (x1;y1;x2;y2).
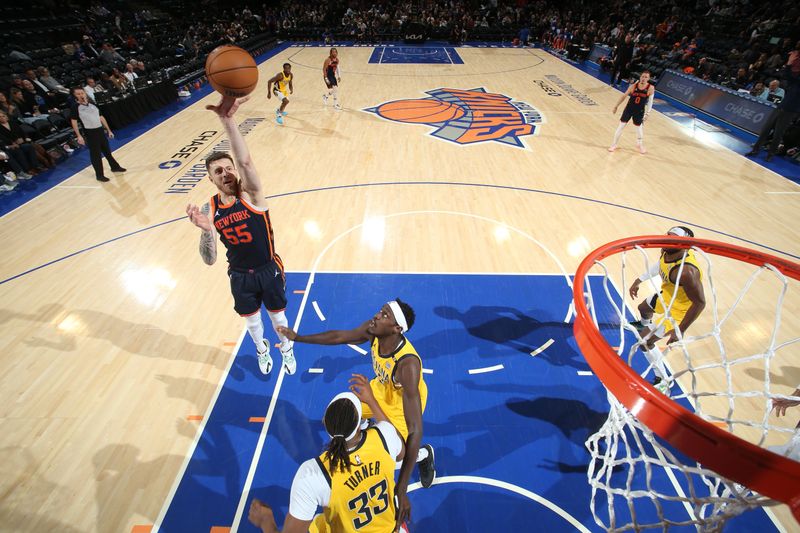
267;63;293;126
186;95;296;376
609;70;655;154
322;48;341;109
277;299;436;527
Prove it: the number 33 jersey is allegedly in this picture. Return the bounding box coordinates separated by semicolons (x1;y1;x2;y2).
290;422;403;532
210;194;281;269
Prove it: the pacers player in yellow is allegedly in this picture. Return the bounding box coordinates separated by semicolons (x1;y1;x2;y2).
248;386;407;533
267;63;293;125
277;298;435;526
628;226;706;393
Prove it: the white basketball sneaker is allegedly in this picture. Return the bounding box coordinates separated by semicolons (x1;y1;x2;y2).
256;340;273;375
281;340;296;375
323;93;329;105
334;102;342;110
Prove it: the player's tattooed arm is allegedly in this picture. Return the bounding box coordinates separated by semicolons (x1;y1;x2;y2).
199;203;217;265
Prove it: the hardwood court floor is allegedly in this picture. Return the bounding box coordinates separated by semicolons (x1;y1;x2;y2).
0;45;798;532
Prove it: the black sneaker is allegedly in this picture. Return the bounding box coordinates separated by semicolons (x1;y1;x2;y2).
628;320;646;332
652;376;670;396
111;166;127;172
419;444;436;488
96;175;110;182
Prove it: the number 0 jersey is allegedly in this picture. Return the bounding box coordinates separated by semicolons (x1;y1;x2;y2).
625;82;651;113
210;194;282;271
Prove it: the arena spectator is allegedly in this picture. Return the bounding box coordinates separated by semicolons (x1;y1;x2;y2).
109;68;129;92
751;82;769;100
768;79;786;104
99;43;125;64
10;87;39;118
0;111;41;177
123;63;139;84
36;67;69;95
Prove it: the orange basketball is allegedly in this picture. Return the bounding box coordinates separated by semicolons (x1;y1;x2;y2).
377;99;465;123
205;45;259;98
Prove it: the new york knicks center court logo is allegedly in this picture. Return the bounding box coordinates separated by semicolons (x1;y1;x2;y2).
363;88;543;149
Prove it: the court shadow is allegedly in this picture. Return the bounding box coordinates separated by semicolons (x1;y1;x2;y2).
412;486;558;532
107;176;151;225
157;374;325;465
427;305;586;368
2;303;229;369
744;366;800;388
300;352;369;383
244;484;292;528
93;443;185;529
284;115;345;139
2;446;86;532
505;396;608;438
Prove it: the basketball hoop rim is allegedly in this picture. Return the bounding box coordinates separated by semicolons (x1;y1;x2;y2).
573;235;800;518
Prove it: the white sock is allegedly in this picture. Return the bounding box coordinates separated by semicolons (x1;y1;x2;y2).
245;313;266;353
640;316;652;326
644;346;669;380
268;310;289;345
612;123;626;146
416;447;429;462
637;125;644;144
332;86;339;103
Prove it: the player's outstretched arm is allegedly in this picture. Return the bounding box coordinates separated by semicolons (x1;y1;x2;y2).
206;95;265;206
276;320;371;345
186;202;217;265
394;358;423;529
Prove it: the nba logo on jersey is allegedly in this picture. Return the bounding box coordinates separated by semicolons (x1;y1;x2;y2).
364;88;543;149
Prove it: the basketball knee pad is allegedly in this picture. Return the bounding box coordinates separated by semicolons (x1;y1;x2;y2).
268;310;289;343
245;312;265;345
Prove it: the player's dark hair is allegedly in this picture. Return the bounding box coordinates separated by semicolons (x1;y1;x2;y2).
205;151;234;172
642;69;651;75
330;47;337;54
283;62;290;68
395;297;416;331
323;398;359;474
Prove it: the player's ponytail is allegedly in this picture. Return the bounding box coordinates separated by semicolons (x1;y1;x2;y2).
323;397;359;474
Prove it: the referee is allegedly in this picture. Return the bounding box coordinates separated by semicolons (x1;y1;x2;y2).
69;87;126;182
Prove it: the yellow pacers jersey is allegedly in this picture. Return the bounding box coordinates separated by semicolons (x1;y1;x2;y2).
654;249;703;318
316;427;396;532
277;72;292;95
363;336;427;440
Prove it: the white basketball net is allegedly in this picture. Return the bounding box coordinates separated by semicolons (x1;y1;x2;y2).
582;244;800;531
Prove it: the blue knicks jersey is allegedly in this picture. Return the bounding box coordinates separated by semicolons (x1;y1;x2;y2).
210;194;282;271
